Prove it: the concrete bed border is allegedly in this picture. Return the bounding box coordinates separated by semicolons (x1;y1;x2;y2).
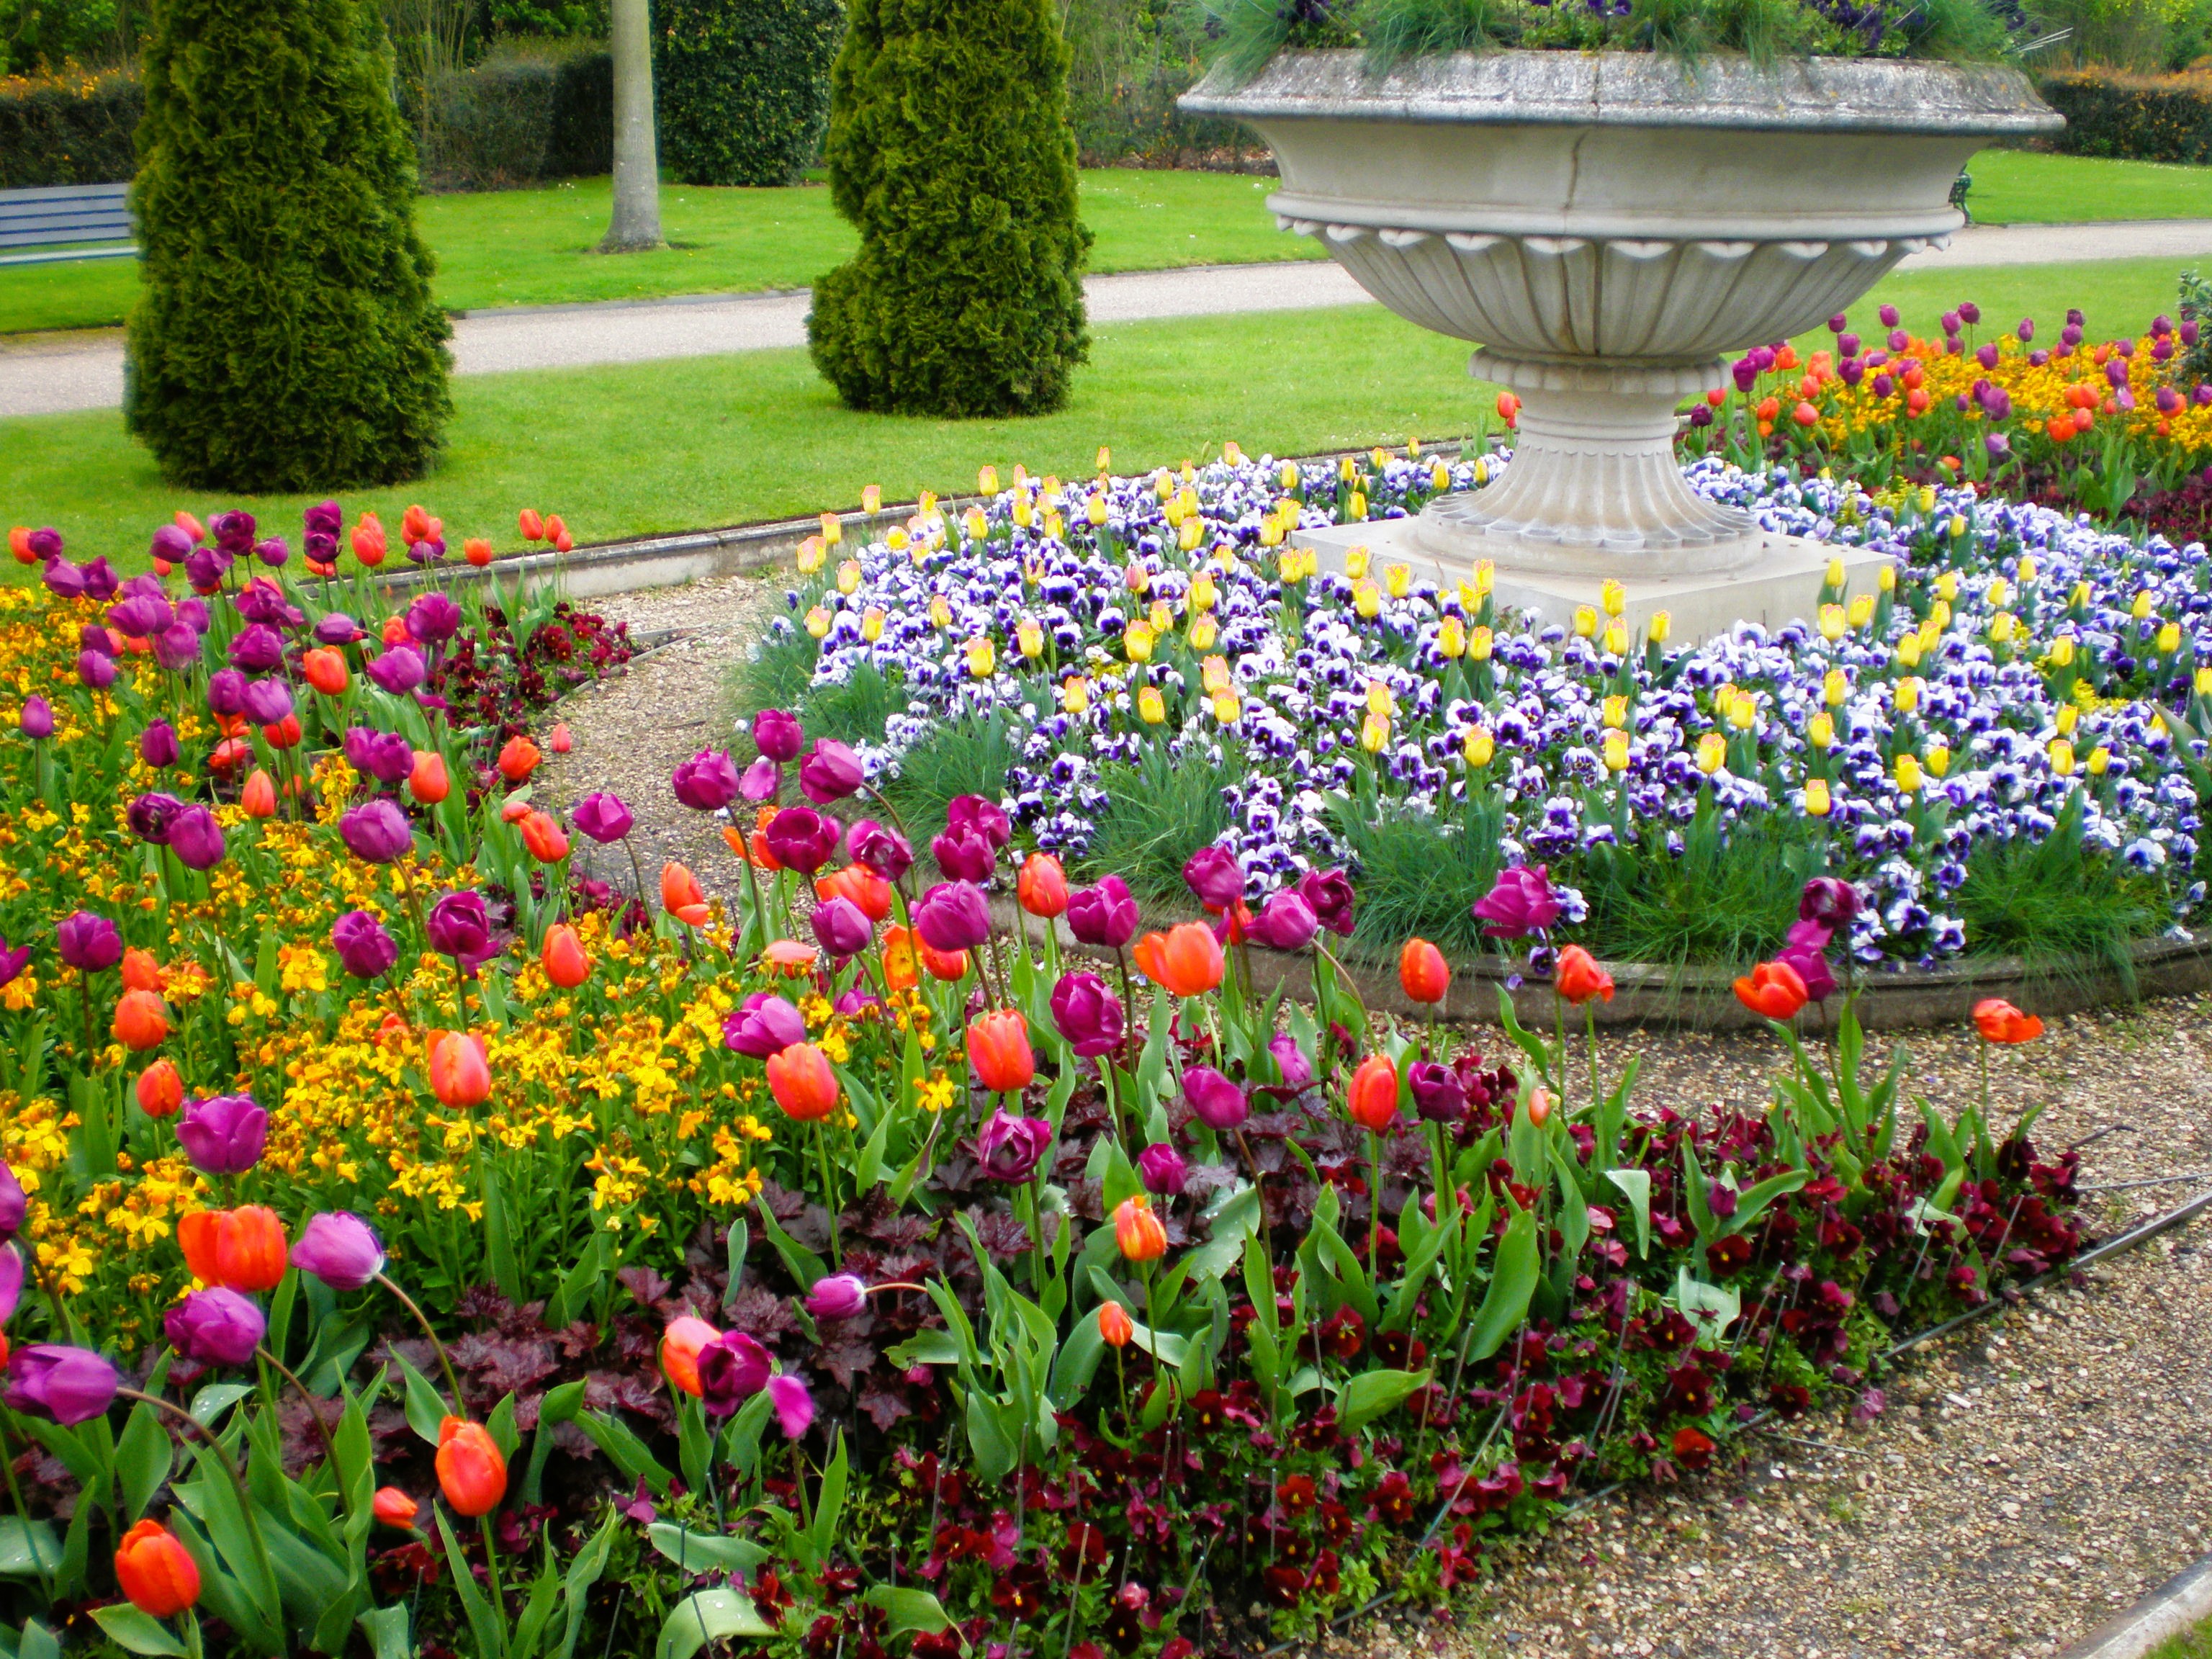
2058;1552;2212;1659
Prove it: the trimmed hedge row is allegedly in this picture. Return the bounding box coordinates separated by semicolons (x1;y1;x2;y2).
2036;68;2212;163
0;66;142;187
655;0;841;186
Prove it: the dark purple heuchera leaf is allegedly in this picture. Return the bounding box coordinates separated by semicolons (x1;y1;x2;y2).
858;1379;914;1431
616;1265;673;1310
971;1210;1033;1260
815;1339;878;1390
447;1332;559;1396
724;1285;799;1342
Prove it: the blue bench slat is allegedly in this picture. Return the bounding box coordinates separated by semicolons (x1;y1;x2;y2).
0;245;135;267
0;184;137;262
0;212;134;236
0;184;129;202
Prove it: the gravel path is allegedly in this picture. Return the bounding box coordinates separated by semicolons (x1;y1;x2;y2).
11;220;2212;416
549;574;2212;1659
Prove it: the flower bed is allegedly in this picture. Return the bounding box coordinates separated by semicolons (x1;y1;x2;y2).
0;505;2084;1659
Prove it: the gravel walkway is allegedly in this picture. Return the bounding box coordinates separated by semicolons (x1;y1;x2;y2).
549;574;2212;1659
12;220;2212;416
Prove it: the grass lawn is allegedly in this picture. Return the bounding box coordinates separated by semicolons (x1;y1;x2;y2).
2146;1611;2212;1659
0;168;1314;337
1966;148;2212;225
0;254;2194;580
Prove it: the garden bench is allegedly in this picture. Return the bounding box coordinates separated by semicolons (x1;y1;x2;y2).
0;184;136;267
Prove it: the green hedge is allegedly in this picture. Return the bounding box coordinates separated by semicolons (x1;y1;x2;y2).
655;0;841;186
0;66;141;186
399;45;612;190
2036;68;2212;163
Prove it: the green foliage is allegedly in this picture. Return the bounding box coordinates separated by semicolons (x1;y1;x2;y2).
125;0;453;489
1952;807;2163;986
0;0;128;76
1061;0;1246;162
727;623;823;730
401;42;613;189
1079;742;1233;901
656;0;842;186
2038;66;2212;161
878;707;1028;835
0;65;140;187
807;0;1092;415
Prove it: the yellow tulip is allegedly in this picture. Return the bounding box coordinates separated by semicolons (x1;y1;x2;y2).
1819;604;1847;642
1467;626;1494;662
1877;563;1896;593
1087;493;1109;527
1097;446;1111;473
1696;732;1727;774
1366;678;1394;716
1345;545;1370;580
2049;635;2074;667
2071;580;2092;608
837;559;862;596
796;536;826;576
1894;676;1921;714
2134;589;2156;619
2017;554;2037;583
1279;461;1298;490
963;507;989;542
965;637;994;678
1013;495;1033;529
1385;563;1411;600
1847;593;1876;629
1936;571;1959;602
2056;702;2078;736
2158;621;2182;654
1346;492;1367;521
821;511;842;545
861;607;885;643
1602;695;1627;729
1138;685;1166;724
1431;461;1452;491
1822;667;1848;706
1804;778;1832;817
1808;712;1835;749
1728;692;1757;732
1896;632;1923;669
1148;601;1172;635
861;484;882;513
1189;572;1218;613
1472;560;1494;598
977;465;998;495
1600;579;1626;617
1929;600;1951;632
1573;606;1598;639
1189;616;1218;652
1437;616;1467;659
1017;619;1044;660
1224;441;1244;466
1212;692;1240;724
1648;611;1671;644
1177;518;1203;553
1925;743;1951;778
1988;611;2015;644
1894;754;1923;793
1464;727;1494;766
2048;739;2075;776
1824;557;1845;589
2087;745;2111;775
1916;485;1937;513
1984;577;2011;609
2196;666;2212;696
1602;732;1629;773
1947;515;1967;540
1062;676;1090;716
1124;622;1154;663
1354;580;1382;619
1360;710;1391;752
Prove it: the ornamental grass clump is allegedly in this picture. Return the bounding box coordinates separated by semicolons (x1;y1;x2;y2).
0;495;2086;1657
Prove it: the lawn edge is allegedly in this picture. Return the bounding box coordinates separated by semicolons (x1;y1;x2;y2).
2057;1552;2212;1659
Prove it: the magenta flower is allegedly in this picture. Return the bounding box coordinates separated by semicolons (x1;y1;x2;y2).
1182;845;1245;910
138;720;180;768
975;1109;1053;1182
426;892;494;973
914;881;991;954
313;612;361;646
406;592;462;645
739;758;780;801
804;1274;867;1321
240;678;293;727
1065;876;1138;949
176;1094;266;1175
290;1212;387;1291
1137;1142;1187;1196
55;911;123;972
797;739;863;804
364;645;426;696
1799;877;1861;930
1268;1033;1313;1092
1182;1066;1247;1131
1247;890;1318;951
0;1161;24;1240
6;1344;119;1425
723;993;806;1057
338;800;413;864
1470;866;1561;939
572;792;634;843
763;807;841;873
18;697;53;739
766;1374;814;1439
168;806;226;871
671;750;741;811
1295;868;1355;936
1048;971;1123;1058
945;794;1010;850
930;824;996;883
698;1331;770;1416
164;1288;266;1367
752;708;804;764
810;896;871;958
0;1242;21;1324
849;819;912;882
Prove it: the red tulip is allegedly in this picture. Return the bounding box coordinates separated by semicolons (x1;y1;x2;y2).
662;863;710;926
112;988;170;1051
497;736;541;783
136;1058;184;1118
1097;1301;1133;1347
518;508;545;541
121;948;163;992
372;1487;420;1529
428;1030;491;1107
1555;945;1614;1006
408;751;450;805
660;1316;719;1395
1972;999;2043;1043
464;538;493;568
767;1043;840;1121
114;1519;199;1617
179;1205;287;1292
541;924;590;989
1398;938;1449;1004
1113;1195;1166;1262
1149;922;1223;999
518;811;569;863
435;1418;507;1517
1733;961;1809;1021
240;769;277;818
302;648;349;696
1017;853;1069;919
966;1010;1034;1094
1347;1054;1401;1133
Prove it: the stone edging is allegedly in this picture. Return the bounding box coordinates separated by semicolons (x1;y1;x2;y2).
2056;1552;2212;1659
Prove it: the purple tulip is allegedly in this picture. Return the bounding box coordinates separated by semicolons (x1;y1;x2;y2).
849;819;912;882
138;720;180;769
1408;1060;1467;1124
945;794;1011;850
289;1212;386;1291
1779;939;1838;1003
0;1243;21;1325
672;750;742;811
930;824;996;883
1182;1065;1248;1131
168;806;226;871
0;1162;24;1241
6;1345;120;1426
210;510;256;553
233;579;292;626
752;708;804;764
1826;313;1847;333
365;646;426;696
1957;300;1980;325
1471;866;1561;939
1182;845;1245;910
150;523;193;563
110;593;174;639
1048;971;1123;1058
176;1093;267;1175
766;1374;814;1440
798;739;863;804
698;1331;771;1416
18;697;53;740
425;891;492;966
764;807;841;873
42;559;85;601
1268;1033;1313;1092
0;941;27;992
1296;868;1355;936
253;536;289;569
165;1287;266;1367
331;911;399;979
206;668;246;717
1837;333;1860;358
1248;890;1318;951
1799;877;1861;930
230;624;284;673
314;612;362;646
181;546;228;590
1065;875;1138;949
739;758;780;801
914;881;991;954
1878;303;1899;328
572;792;634;843
128;791;188;844
811;896;872;958
406;592;462;646
804;1274;868;1321
77;649;116;691
975;1109;1053;1182
1137;1142;1187;1196
348;727;414;785
338;800;414;864
56;911;122;972
241;679;293;727
724;993;807;1058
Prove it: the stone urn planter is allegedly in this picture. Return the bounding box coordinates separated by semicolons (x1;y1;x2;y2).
1179;51;2062;636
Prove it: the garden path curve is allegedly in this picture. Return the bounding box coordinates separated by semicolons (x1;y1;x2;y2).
4;219;2211;418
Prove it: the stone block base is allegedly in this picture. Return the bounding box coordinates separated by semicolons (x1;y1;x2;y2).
1291;518;1893;644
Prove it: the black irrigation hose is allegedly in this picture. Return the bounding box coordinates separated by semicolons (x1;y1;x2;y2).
1254;1182;2212;1658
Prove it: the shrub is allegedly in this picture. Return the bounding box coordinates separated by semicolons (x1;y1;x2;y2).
2036;66;2212;162
655;0;842;185
0;65;140;187
402;40;614;189
126;0;454;488
807;0;1091;416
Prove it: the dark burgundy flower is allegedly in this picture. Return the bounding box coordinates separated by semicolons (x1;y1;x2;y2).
1048;971;1123;1057
1066;876;1138;949
128;791;187;844
1297;867;1356;935
332;911;399;979
976;1109;1053;1182
1182;845;1244;909
1408;1059;1467;1123
1799;877;1861;930
763;807;840;873
425;891;492;966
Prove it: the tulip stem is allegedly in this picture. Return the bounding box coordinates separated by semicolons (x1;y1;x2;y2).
478;1515;507;1628
1367;1131;1382;1285
1585;1003;1601;1124
376;1272;467;1411
256;1346;342;1476
1112;947;1138;1076
1235;1128;1272;1246
814;1123;842;1267
0;1411;55;1598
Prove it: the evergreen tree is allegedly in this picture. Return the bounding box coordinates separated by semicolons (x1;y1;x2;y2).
658;0;842;188
126;0;451;490
806;0;1090;417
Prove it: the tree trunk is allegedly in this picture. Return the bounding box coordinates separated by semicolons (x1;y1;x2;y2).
601;0;663;253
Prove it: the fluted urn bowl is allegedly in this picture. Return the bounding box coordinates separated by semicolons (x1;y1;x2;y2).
1180;51;2061;579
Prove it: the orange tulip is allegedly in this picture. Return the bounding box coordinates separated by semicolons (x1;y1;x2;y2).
435;1418;507;1518
175;511;205;542
766;1042;840;1121
1133;932;1166;983
1398;938;1449;1004
464;538;493;568
1972;998;2043;1044
500;796;533;824
1097;1300;1133;1348
1732;961;1808;1022
210;737;251;773
1347;1054;1401;1133
518;508;545;541
917;935;969;981
1525;1087;1554;1128
136;1058;184;1119
662;863;710;926
121;948;163;993
408;750;450;804
114;1519;200;1618
548;722;572;754
381;615;408;647
1113;1195;1166;1262
660;1316;720;1395
518;811;570;862
262;714;302;750
240;768;277;818
747;830;783;871
6;527;31;564
301;647;349;696
544;513;568;550
428;1030;492;1107
113;988;170;1051
966;1009;1034;1094
763;938;819;975
498;735;541;783
1554;945;1614;1007
179;1205;287;1292
816;864;893;924
372;1487;420;1529
539;924;590;989
881;926;921;991
1017;853;1069;919
1151;922;1223;999
351;513;386;566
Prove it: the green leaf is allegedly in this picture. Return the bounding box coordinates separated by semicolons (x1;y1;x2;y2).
647;1525;768;1575
806;1430;849;1567
755;1202;828;1297
1723;1168;1810;1239
1336;1367;1431;1434
114;1399;174;1524
574;1411;673;1495
187;1383;253;1427
481;1156;526;1306
523;1378;588;1505
656;1590;775;1659
1464;1206;1539;1364
557;1513;620;1659
436;1506;507;1659
1604;1168;1653;1259
87;1607;184;1658
547;1233;607;1332
392;1349;449;1444
357;1604;412;1659
487;1392;521;1464
0;1516;60;1578
1681;1141;1716;1241
863;1586;954;1640
17;1619;58;1659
